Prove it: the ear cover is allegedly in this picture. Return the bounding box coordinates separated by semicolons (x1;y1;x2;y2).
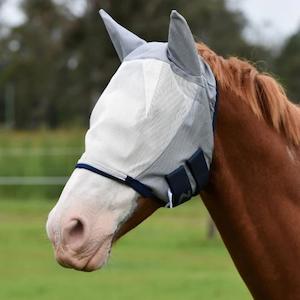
167;10;202;76
99;9;146;61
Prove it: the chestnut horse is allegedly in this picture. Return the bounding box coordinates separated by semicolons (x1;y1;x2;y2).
115;44;300;300
47;11;300;300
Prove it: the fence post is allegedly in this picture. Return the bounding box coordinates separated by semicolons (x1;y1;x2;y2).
207;217;217;239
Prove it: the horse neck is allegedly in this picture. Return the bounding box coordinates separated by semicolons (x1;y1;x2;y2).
201;87;300;300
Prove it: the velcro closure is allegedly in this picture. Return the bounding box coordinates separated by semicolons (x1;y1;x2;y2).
165;165;193;207
186;148;209;193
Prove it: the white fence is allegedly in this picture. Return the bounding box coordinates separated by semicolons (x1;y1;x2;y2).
0;177;69;185
0;147;82;156
0;147;82;186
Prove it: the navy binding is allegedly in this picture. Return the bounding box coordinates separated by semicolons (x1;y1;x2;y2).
76;163;165;206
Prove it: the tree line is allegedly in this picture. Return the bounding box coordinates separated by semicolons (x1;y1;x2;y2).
0;0;299;129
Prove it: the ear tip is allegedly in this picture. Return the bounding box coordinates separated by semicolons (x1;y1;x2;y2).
170;10;184;20
99;9;109;20
170;10;178;18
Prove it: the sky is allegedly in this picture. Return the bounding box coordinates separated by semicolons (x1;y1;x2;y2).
1;0;300;47
228;0;300;46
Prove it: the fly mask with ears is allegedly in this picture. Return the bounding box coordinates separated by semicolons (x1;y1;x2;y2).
76;9;218;208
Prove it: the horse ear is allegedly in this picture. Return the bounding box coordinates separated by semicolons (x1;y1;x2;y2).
167;10;202;76
99;9;146;61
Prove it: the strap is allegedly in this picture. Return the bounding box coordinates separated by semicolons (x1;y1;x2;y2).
186;148;209;193
125;176;165;205
76;163;125;184
165;165;193;207
75;163;165;206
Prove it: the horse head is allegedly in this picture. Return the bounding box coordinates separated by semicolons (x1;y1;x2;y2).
46;10;217;272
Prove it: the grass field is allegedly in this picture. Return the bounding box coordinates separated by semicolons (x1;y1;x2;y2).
0;130;251;299
0;199;251;300
0;130;84;199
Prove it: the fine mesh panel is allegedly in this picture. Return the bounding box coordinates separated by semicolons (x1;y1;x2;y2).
80;59;198;177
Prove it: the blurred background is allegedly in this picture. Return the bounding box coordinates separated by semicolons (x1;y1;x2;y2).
0;0;299;299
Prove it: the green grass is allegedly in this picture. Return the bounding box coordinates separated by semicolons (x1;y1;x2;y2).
0;199;251;300
0;129;84;198
0;130;251;299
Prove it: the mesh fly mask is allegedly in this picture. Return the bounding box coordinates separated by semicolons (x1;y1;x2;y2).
76;10;217;208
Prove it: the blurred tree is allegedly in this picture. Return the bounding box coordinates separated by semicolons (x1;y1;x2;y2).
275;31;300;104
0;0;70;127
90;0;270;63
0;0;271;128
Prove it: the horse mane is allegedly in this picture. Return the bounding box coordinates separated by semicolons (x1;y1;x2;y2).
197;43;300;146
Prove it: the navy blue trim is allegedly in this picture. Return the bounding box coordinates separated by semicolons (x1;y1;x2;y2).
212;84;219;132
75;163;165;206
76;163;124;185
125;176;159;201
186;149;209;193
165;165;193;207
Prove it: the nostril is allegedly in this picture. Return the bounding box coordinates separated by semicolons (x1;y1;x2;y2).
69;219;84;239
63;218;86;248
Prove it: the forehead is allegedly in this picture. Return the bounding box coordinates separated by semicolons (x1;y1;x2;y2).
124;41;211;88
124;42;169;63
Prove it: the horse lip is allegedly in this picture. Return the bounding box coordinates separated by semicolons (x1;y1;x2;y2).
54;229;115;272
80;237;113;272
55;248;84;270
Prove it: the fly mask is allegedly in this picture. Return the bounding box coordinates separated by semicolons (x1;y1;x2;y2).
76;10;217;208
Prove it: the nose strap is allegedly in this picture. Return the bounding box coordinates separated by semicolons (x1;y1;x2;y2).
75;163;165;206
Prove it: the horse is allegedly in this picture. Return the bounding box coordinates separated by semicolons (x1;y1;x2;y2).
46;10;300;300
